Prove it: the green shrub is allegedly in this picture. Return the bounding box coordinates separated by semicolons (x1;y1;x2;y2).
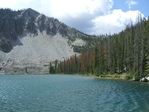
113;75;121;79
134;75;141;81
124;74;133;80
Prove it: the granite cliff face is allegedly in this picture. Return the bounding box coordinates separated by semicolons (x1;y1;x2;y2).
0;8;94;74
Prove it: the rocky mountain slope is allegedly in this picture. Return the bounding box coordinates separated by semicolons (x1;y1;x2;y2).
0;8;97;74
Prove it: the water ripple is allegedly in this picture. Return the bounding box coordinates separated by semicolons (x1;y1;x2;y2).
0;75;149;112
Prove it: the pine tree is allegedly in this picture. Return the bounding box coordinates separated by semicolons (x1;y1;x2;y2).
94;46;99;75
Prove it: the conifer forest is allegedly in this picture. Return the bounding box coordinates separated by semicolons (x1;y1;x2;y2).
50;17;149;79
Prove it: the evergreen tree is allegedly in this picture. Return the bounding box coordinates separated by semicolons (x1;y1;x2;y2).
54;16;149;78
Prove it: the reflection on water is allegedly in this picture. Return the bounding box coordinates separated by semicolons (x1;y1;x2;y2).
0;75;149;112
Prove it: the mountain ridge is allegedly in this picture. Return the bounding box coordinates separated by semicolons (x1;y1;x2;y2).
0;8;97;74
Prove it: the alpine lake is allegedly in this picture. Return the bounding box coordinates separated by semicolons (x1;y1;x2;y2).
0;74;149;112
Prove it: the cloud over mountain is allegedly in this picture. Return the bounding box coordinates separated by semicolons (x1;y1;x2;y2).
0;0;144;35
92;9;143;35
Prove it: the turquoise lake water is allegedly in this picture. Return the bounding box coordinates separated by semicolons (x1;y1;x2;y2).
0;75;149;112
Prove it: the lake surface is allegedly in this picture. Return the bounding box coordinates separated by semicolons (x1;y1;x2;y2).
0;75;149;112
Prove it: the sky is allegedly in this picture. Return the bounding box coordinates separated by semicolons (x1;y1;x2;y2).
0;0;149;35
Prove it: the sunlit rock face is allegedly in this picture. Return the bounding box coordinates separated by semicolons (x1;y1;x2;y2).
0;8;90;74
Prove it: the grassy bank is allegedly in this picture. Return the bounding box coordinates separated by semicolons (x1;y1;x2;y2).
64;73;142;81
93;73;140;81
50;73;148;82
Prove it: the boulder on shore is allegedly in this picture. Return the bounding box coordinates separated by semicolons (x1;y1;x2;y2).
140;77;149;82
146;77;149;81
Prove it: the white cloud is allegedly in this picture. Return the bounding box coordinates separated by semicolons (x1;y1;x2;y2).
39;0;113;19
91;9;144;35
126;0;138;9
0;0;32;8
0;0;144;35
0;0;113;18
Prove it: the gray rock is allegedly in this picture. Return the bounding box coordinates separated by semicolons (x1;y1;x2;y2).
140;78;148;82
146;77;149;81
0;39;13;53
0;8;96;74
0;8;93;53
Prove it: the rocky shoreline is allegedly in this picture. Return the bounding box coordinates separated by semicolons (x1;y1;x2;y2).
93;74;149;82
140;77;149;82
0;60;50;74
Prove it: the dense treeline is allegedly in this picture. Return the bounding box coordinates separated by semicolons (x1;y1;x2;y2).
50;17;149;78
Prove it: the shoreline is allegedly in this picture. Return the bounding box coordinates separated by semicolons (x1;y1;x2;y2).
1;73;149;82
93;76;134;81
92;74;149;82
47;73;149;82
